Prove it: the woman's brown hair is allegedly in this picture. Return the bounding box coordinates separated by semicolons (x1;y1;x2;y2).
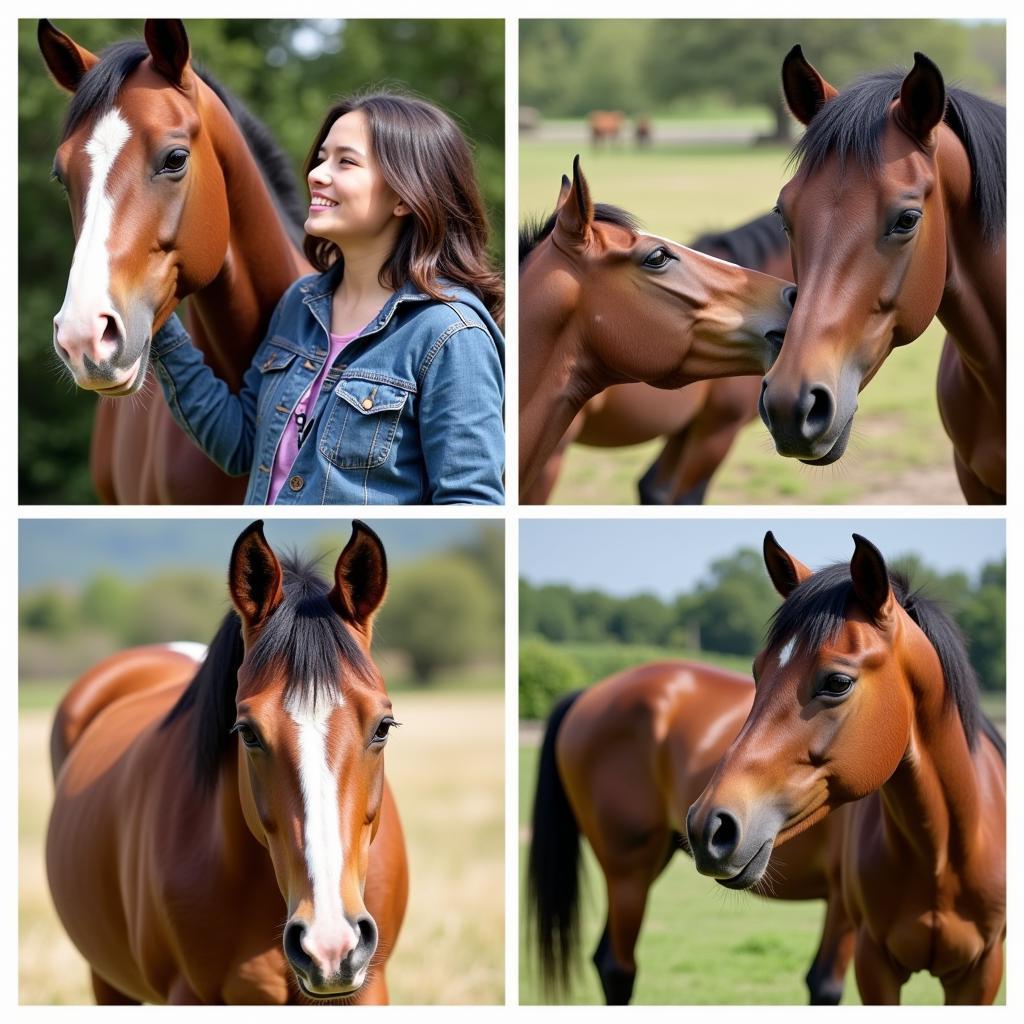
303;92;503;324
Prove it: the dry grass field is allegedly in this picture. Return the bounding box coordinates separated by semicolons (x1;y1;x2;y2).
19;689;504;1005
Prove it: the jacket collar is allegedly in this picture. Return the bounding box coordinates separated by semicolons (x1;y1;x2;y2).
300;261;433;337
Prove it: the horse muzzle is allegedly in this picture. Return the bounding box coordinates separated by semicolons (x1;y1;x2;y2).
686;801;785;890
758;369;858;464
53;306;149;394
284;913;378;1000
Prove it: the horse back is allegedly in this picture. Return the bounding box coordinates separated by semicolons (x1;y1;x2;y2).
50;645;201;780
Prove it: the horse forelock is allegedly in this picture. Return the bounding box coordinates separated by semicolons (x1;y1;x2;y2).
765;560;984;751
791;68;1005;242
61;41;149;142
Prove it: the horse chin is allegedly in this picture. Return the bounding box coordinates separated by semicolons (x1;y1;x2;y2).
716;837;774;891
88;350;149;397
295;974;364;1002
797;413;855;466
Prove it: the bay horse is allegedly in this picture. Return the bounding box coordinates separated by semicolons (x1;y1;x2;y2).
46;521;407;1003
762;47;1005;503
519;156;795;498
525;212;790;504
39;20;308;503
528;662;852;1004
688;533;1005;1003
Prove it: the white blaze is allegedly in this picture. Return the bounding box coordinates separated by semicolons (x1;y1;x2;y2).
778;636;797;668
288;691;354;952
55;108;131;336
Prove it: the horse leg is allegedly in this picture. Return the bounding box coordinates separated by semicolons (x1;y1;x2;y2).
661;377;759;504
592;830;677;1004
953;451;1003;505
804;895;855;1004
91;971;139;1005
636;434;687;505
941;944;1003;1005
852;929;908;1005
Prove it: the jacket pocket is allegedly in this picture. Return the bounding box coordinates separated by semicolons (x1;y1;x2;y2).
319;374;415;470
256;341;298;420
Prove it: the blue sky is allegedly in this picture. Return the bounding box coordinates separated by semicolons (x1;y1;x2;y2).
520;519;1004;598
19;519;496;589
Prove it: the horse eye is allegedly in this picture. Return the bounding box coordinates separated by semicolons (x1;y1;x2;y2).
891;210;922;235
819;674;855;698
772;205;790;235
232;722;262;749
159;148;190;175
372;718;398;743
642;247;674;269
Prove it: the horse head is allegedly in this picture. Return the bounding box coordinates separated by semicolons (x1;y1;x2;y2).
39;19;236;394
760;47;956;464
228;520;393;1000
686;532;924;889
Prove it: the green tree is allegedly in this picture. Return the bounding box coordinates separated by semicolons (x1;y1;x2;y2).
375;556;498;683
519;638;584;720
645;19;973;142
687;548;780;656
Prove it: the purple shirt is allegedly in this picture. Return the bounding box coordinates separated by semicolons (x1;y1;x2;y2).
268;330;357;503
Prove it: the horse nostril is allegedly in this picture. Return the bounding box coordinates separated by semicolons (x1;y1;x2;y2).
283;919;315;975
783;285;798;309
706;808;740;861
353;914;377;959
803;385;835;438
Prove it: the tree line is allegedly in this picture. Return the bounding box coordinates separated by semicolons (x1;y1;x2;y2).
521;19;1004;139
521;547;1006;692
20;525;503;687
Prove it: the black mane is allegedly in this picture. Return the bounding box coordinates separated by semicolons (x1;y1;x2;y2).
791;68;1005;243
766;562;989;753
60;39;305;241
162;556;373;790
689;211;789;268
519;203;640;266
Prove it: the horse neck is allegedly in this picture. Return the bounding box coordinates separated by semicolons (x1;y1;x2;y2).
878;621;980;872
935;127;1005;397
519;261;604;492
189;86;307;390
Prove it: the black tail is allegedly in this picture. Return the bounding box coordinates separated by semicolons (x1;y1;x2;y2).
527;689;584;996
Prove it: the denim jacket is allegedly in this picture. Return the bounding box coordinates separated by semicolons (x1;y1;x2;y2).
151;264;505;505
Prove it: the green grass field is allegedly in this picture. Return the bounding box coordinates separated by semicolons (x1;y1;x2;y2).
519;691;1006;1005
20;687;504;1005
520;138;962;505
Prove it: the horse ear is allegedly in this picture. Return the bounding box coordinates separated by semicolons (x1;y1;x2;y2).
554;153;594;247
38;20;99;93
763;531;813;597
229;520;284;632
144;19;191;87
850;534;895;622
554;173;572;213
782;44;838;126
329;521;388;636
897;52;946;143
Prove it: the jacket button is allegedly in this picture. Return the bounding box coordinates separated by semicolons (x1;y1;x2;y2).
289;475;304;492
361;398;373;410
